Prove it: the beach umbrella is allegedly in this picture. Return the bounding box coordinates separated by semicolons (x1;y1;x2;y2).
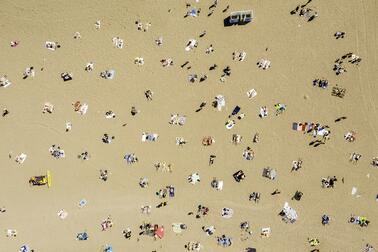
155;226;165;239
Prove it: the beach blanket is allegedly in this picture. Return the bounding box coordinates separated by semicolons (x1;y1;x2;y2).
19;245;31;252
185;39;197;51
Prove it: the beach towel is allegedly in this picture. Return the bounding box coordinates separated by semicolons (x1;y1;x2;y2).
112;37;124;49
6;229;17;237
221;208;233;218
215;95;225;111
225;120;235;129
185;39;197;51
172;223;184;234
281;202;298;223
103;245;113;252
259;106;268;118
78;103;88;115
78;199;87;208
15;153;27;164
19;245;31;252
77;232;88;241
261;227;271;237
247;89;257;99
217;180;224;190
292;122;306;131
57;209;68;219
0;76;12;88
43;102;54;113
188;8;198;17
142;133;159;142
45;41;57;51
217;235;232;247
101;70;115;79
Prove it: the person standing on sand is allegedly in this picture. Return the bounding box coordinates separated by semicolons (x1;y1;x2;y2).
209;155;216;165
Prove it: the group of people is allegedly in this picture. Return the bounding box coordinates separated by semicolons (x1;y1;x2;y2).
2;1;376;252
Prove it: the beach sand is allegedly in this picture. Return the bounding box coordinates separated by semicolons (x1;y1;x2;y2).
0;0;377;251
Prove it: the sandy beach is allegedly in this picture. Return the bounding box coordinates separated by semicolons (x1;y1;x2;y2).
0;0;377;251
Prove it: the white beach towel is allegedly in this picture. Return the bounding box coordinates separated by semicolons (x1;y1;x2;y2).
0;76;12;88
15;153;27;164
78;104;88;115
247;89;257;99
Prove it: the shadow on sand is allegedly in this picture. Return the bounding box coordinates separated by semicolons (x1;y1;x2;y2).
223;17;250;27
